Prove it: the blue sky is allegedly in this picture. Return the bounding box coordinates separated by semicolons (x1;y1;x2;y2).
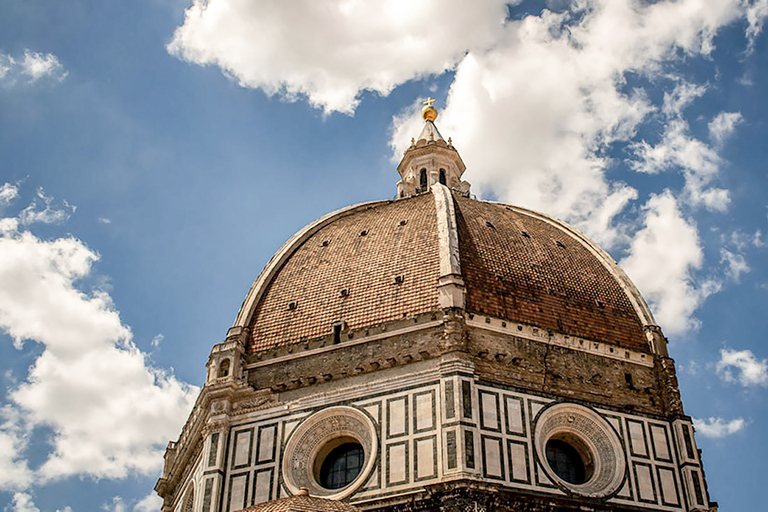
1;0;767;510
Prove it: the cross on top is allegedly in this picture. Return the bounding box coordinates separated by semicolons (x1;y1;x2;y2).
423;97;436;107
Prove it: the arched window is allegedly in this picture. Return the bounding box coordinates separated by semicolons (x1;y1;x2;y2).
419;169;427;192
217;358;230;378
439;168;446;185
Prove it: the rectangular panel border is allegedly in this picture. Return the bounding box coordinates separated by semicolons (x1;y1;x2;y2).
480;435;505;481
413;390;437;434
251;467;274;506
656;465;681;508
386;397;409;440
231;428;255;470
385;441;410;487
503;395;526;437
649;423;673;463
226;471;250;512
626;419;650;460
256;424;278;465
413;435;438;482
506;439;531;484
633;461;659;504
478;390;502;433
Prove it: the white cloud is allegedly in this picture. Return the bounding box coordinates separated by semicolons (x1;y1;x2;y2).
631;83;730;212
4;492;40;512
620;191;719;336
720;248;750;282
151;334;164;348
0;211;198;486
0;406;32;491
101;496;127;512
0;50;67;85
133;492;162;512
169;0;509;114
0;184;19;206
18;188;76;226
709;111;743;144
98;217;112;224
716;347;768;386
693;417;746;438
390;1;761;248
746;0;768;50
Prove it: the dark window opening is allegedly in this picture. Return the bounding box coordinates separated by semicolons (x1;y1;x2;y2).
333;323;342;344
682;426;695;459
217;359;230;378
319;442;364;490
439;168;446;185
625;373;634;388
419;169;428;192
546;439;588;484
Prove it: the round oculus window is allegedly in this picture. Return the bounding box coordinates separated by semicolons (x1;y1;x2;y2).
318;441;364;490
534;403;626;498
282;406;377;500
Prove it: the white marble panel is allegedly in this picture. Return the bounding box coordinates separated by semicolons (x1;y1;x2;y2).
650;424;670;461
388;398;407;437
388;443;408;485
257;426;275;463
415;437;436;479
658;467;679;506
233;430;252;467
628;421;647;457
483;437;503;478
636;464;656;502
228;474;248;511
415;393;434;432
505;397;524;435
253;470;271;505
508;442;528;482
480;392;498;430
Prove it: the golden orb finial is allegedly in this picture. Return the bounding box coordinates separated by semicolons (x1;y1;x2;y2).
421;97;438;122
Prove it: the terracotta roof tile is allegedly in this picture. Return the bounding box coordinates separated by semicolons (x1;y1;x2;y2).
243;495;358;512
248;194;440;352
454;195;650;352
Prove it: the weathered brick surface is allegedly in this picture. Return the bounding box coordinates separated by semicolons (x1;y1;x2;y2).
248;194;441;352
454;195;650;353
468;327;665;416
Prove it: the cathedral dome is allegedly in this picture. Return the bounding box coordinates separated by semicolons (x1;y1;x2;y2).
233;188;660;357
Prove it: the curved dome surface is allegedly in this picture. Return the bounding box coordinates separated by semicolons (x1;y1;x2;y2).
238;190;655;354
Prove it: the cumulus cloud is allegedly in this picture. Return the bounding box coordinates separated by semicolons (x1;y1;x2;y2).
132;492;162;512
4;492;40;512
631;84;730;212
720;248;750;282
389;0;763;250
0;50;67;85
0;190;198;487
716;347;768;386
620;191;719;336
0;183;19;206
693;417;747;438
709;111;743;144
169;0;509;114
0;407;32;491
18;188;76;226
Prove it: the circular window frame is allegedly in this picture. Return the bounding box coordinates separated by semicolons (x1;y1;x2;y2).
282;406;377;500
533;403;626;498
